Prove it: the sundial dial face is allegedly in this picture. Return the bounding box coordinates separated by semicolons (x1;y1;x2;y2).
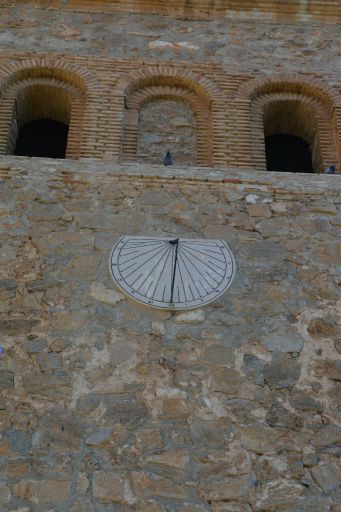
109;236;236;310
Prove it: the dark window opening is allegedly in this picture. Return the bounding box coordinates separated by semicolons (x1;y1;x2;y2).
265;134;313;173
14;119;69;159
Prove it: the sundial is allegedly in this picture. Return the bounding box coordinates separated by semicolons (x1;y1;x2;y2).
109;236;236;310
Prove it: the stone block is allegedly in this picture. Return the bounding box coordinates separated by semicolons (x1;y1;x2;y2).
211;504;252;512
69;499;95;512
199;475;249;502
332;499;341;512
76;472;89;494
0;371;14;390
36;352;62;370
313;424;341;448
196;447;251;479
0;320;40;336
25;338;47;353
0;483;11;505
8;430;31;454
307;317;339;337
145;449;189;469
288;456;305;477
335;338;341;354
265;404;303;430
175;309;205;324
211;367;241;395
261;331;304;353
311;463;341;494
26;279;63;292
263;353;301;389
240;425;286;454
90;282;125;306
23;373;71;398
160;398;190;418
14;479;70;502
253;489;329;511
135;428;163;451
303;453;320;467
247;203;272;218
242;354;264;385
0;279;16;295
253;455;287;481
27;204;66;221
191;417;235;448
316;359;341;381
6;458;31;478
257;218;289;237
92;470;127;504
289;390;323;412
137;500;169;511
311;242;341;266
85;428;116;447
131;471;187;499
200;344;235;366
37;411;83;450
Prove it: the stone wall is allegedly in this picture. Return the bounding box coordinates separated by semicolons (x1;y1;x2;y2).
1;2;341;511
0;3;341;170
137;99;196;165
0;157;341;511
1;5;341;71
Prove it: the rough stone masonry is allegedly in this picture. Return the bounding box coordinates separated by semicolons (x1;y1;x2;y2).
0;1;341;511
0;159;341;511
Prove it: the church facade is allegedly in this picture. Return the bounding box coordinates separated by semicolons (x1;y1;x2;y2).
0;1;341;511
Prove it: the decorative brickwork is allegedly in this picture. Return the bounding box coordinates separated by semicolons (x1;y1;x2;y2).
0;57;99;159
234;74;341;172
15;0;341;23
123;83;211;166
120;67;221;166
0;59;340;171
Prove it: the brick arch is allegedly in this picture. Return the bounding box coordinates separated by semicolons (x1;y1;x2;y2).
251;92;337;172
118;65;222;103
123;84;211;166
0;57;98;96
0;59;98;159
233;74;341;171
237;73;340;105
121;69;220;166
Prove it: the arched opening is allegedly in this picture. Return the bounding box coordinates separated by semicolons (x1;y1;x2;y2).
265;134;313;173
8;85;71;159
122;72;213;166
263;100;321;173
15;119;68;158
137;98;197;165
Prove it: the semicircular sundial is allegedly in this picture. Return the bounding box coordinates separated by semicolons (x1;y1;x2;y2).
109;236;236;310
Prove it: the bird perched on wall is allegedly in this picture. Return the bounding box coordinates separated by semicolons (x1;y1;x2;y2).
324;164;336;174
164;150;175;166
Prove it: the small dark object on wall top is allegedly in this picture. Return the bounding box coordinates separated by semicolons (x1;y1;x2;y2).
164;150;175;166
324;164;336;174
